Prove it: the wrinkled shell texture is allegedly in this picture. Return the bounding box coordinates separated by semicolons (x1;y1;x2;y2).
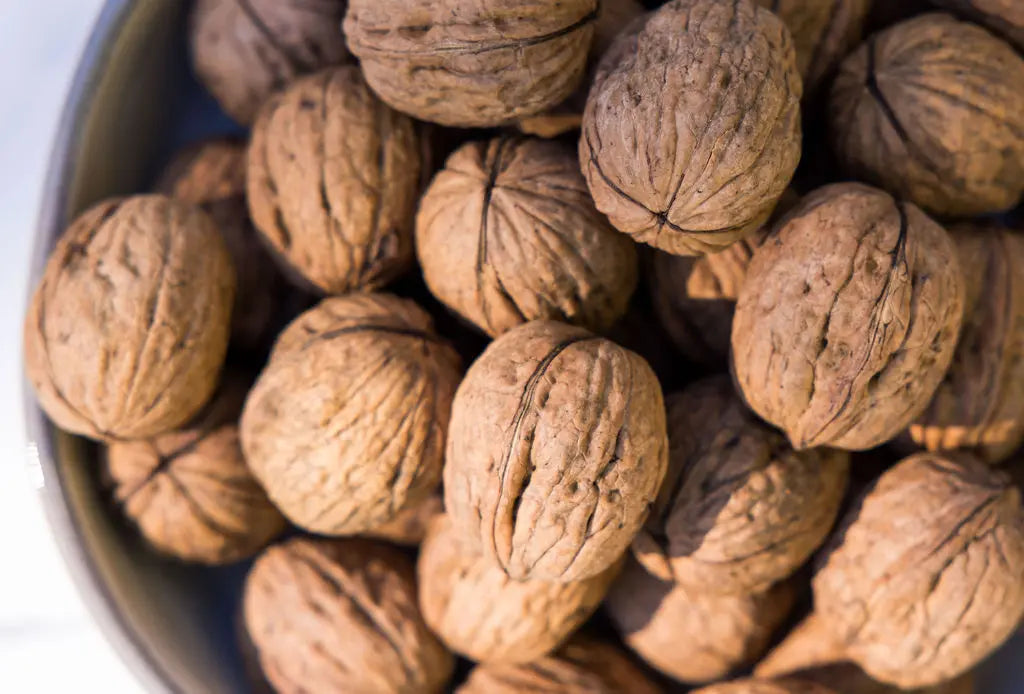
829;13;1024;216
243;537;453;694
247;66;421;294
814;453;1024;688
693;680;837;694
580;0;802;256
444;320;668;582
24;195;234;441
189;0;349;125
791;663;974;694
361;493;443;546
241;294;461;535
343;0;597;127
633;376;849;595
732;183;965;450
931;0;1023;48
416;136;638;337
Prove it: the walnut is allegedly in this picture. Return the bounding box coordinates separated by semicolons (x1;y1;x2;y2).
360;492;443;547
243;537;453;694
632;376;849;595
24;195;234;441
692;679;837;694
417;516;618;663
930;0;1023;50
240;294;461;535
343;0;597;127
786;662;974;694
416;136;638;337
444;320;668;582
247;66;421;294
829;13;1024;216
732;183;965;450
189;0;349;125
580;0;802;256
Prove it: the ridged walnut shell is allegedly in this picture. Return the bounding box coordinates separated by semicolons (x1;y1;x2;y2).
24;195;234;441
829;13;1024;216
580;0;802;256
247;66;421;294
931;0;1023;48
243;537;453;694
240;294;461;535
693;680;837;694
416;136;637;337
732;183;965;450
444;320;668;582
361;493;443;547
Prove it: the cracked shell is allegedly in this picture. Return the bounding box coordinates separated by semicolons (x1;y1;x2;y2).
731;183;965;451
931;0;1023;48
693;680;837;694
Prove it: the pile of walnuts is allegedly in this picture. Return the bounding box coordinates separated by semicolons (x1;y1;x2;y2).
24;0;1024;692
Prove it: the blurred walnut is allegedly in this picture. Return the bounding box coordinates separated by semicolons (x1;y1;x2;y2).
732;183;964;450
24;195;234;441
361;492;443;546
244;537;453;694
416;136;637;337
247;66;421;294
830;13;1024;216
787;662;974;694
931;0;1023;50
444;320;667;582
692;679;837;694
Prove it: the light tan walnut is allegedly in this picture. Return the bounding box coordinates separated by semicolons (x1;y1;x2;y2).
360;493;443;547
692;679;837;694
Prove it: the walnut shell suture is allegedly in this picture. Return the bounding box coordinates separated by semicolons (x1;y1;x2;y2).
189;0;349;126
343;0;597;127
243;537;453;694
24;195;235;441
240;294;461;535
247;66;421;294
632;376;849;595
361;492;443;547
416;136;638;338
580;0;802;256
732;183;965;451
444;320;668;582
692;679;837;694
829;13;1024;216
930;0;1023;50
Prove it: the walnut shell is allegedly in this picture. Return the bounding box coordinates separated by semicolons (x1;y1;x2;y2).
189;0;349;125
24;195;234;441
693;680;837;694
243;537;453;694
788;662;974;694
361;493;443;547
633;376;849;595
240;294;461;535
247;66;421;294
829;13;1024;216
580;0;802;256
444;320;668;582
732;183;965;450
930;0;1023;48
416;136;637;337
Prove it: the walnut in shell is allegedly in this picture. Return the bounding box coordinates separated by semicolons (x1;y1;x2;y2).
930;0;1023;50
732;183;965;450
361;493;443;547
830;13;1024;216
247;66;421;294
444;320;668;582
580;0;802;256
240;294;461;535
692;680;837;694
416;136;637;337
244;537;453;694
787;662;974;694
24;195;234;441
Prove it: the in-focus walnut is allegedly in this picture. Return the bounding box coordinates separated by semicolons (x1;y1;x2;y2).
930;0;1023;50
240;294;461;535
580;0;802;256
343;0;597;127
633;376;849;595
361;492;443;547
416;136;637;337
692;679;837;694
787;662;974;694
829;13;1024;216
24;195;234;441
247;66;421;294
189;0;348;125
732;183;964;451
244;537;453;694
444;320;667;582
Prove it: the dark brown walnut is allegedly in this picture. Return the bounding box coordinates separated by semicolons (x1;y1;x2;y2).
243;537;453;694
787;662;974;694
633;376;849;595
931;0;1023;50
830;13;1024;216
444;320;668;582
240;294;461;535
24;195;234;441
247;66;421;294
189;0;348;125
343;0;597;127
416;136;638;337
580;0;802;256
692;679;837;694
732;183;965;451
